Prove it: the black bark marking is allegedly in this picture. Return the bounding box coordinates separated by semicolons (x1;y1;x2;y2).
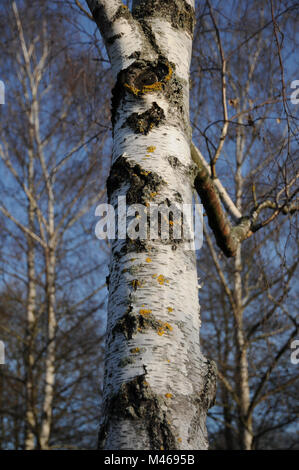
125;102;165;135
98;375;177;450
133;0;195;36
199;359;217;410
112;308;172;341
111;58;184;129
107;156;164;205
187;359;217;447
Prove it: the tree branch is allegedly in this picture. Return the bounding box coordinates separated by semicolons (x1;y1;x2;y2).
85;0;145;75
192;142;299;257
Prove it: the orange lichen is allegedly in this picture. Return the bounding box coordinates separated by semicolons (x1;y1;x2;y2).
124;80;162;96
178;437;182;443
147;146;156;153
139;308;152;316
156;274;170;285
167;307;173;312
130;347;140;354
124;63;172;97
165;393;173;399
124;83;140;96
143;81;163;93
157;322;172;336
165;64;173;81
145;257;152;263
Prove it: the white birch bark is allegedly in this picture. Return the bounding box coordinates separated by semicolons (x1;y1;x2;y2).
24;149;37;450
87;0;216;450
233;116;253;450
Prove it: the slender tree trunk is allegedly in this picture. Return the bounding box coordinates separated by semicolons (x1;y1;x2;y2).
40;206;56;450
24;145;37;450
233;122;253;450
234;246;253;450
88;0;217;450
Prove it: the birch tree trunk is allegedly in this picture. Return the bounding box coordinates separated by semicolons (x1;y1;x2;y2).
233;119;253;450
24;148;37;450
87;0;216;450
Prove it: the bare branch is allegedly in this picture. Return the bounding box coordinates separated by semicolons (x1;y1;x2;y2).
191;142;242;221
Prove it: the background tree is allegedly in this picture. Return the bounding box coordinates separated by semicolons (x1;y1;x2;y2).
191;0;299;450
0;0;110;449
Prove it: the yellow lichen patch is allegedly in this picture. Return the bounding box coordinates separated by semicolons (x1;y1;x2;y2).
165;393;173;399
145;257;152;263
178;437;182;443
145;154;151;158
124;80;162;97
124;83;140;96
141;170;150;176
147;146;156;153
157;274;169;285
143;380;149;387
139;308;152;316
130;347;140;354
167;359;171;363
164;323;173;331
167;307;173;312
150;192;157;198
157;322;172;336
130;258;136;262
169;220;174;226
160;446;164;451
165;64;173;81
143;81;163;93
